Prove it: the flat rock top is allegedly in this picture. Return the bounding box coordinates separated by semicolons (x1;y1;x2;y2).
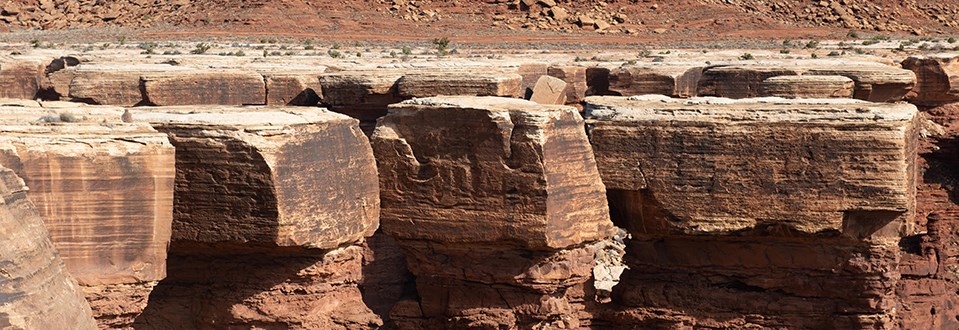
764;75;854;83
585;95;918;123
393;96;572;112
130;106;352;127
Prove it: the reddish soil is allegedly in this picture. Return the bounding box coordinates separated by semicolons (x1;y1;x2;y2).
3;0;959;44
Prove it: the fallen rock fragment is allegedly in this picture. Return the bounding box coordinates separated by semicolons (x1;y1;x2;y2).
548;65;587;103
608;64;702;97
529;74;568;104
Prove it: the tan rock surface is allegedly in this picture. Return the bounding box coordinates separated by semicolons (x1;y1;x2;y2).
134;107;379;248
529;74;568;104
68;64;184;106
0;57;45;100
0;166;98;330
142;70;266;105
547;65;587;103
607;64;702;97
264;72;323;106
759;75;855;98
396;71;524;98
586;95;918;236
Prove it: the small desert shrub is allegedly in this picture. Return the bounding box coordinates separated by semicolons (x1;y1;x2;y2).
191;43;211;54
59;113;78;123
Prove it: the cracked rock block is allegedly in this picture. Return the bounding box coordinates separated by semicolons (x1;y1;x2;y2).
134;107;379;248
902;54;959;107
698;61;916;102
372;96;614;328
0;166;98;330
396;71;524;99
585;95;920;329
142;70;266;105
0;110;176;328
607;64;703;97
759;75;854;98
529;75;568;105
547;65;587;103
68;64;184;106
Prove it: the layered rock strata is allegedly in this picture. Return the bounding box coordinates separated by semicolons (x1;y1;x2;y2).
131;107;382;329
759;75;855;98
586;96;919;328
0;165;98;330
372;96;615;328
606;64;703;97
0;104;175;328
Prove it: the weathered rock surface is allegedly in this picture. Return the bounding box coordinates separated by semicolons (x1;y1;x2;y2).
0;56;45;100
372;96;614;328
547;65;587;103
759;75;855;98
68;64;183;106
0;166;98;330
396;71;524;99
586;95;918;236
529;74;568;104
264;72;323;106
133;107;379;248
698;61;916;102
902;54;959;107
319;70;405;133
142;70;266;106
0;105;176;328
132;106;382;329
607;64;702;97
585;95;919;329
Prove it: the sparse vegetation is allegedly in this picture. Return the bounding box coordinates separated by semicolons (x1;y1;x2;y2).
190;43;212;54
59;113;78;123
432;37;450;56
862;40;878;46
804;40;819;49
779;49;790;54
739;53;754;60
949;37;957;44
401;46;412;55
846;31;859;38
811;53;818;59
827;51;841;57
328;49;342;58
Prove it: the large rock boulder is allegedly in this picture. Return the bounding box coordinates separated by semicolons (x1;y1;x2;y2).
585;95;919;329
0;56;45;100
396;71;523;99
68;64;183;106
607;64;702;97
372;96;614;328
0;165;98;330
759;75;855;98
142;70;266;106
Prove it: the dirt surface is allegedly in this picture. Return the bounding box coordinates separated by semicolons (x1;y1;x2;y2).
1;0;959;46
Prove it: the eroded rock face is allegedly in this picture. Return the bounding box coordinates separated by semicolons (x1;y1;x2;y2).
529;75;568;105
607;64;702;97
264;72;323;106
134;107;379;248
0;57;45;100
319;70;405;133
372;96;614;328
396;71;524;99
547;65;587;103
902;54;959;107
0;107;176;328
131;106;382;329
0;166;97;330
68;64;183;106
587;95;918;236
585;96;919;328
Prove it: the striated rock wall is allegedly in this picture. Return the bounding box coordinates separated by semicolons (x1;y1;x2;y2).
0;165;98;330
372;96;615;328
